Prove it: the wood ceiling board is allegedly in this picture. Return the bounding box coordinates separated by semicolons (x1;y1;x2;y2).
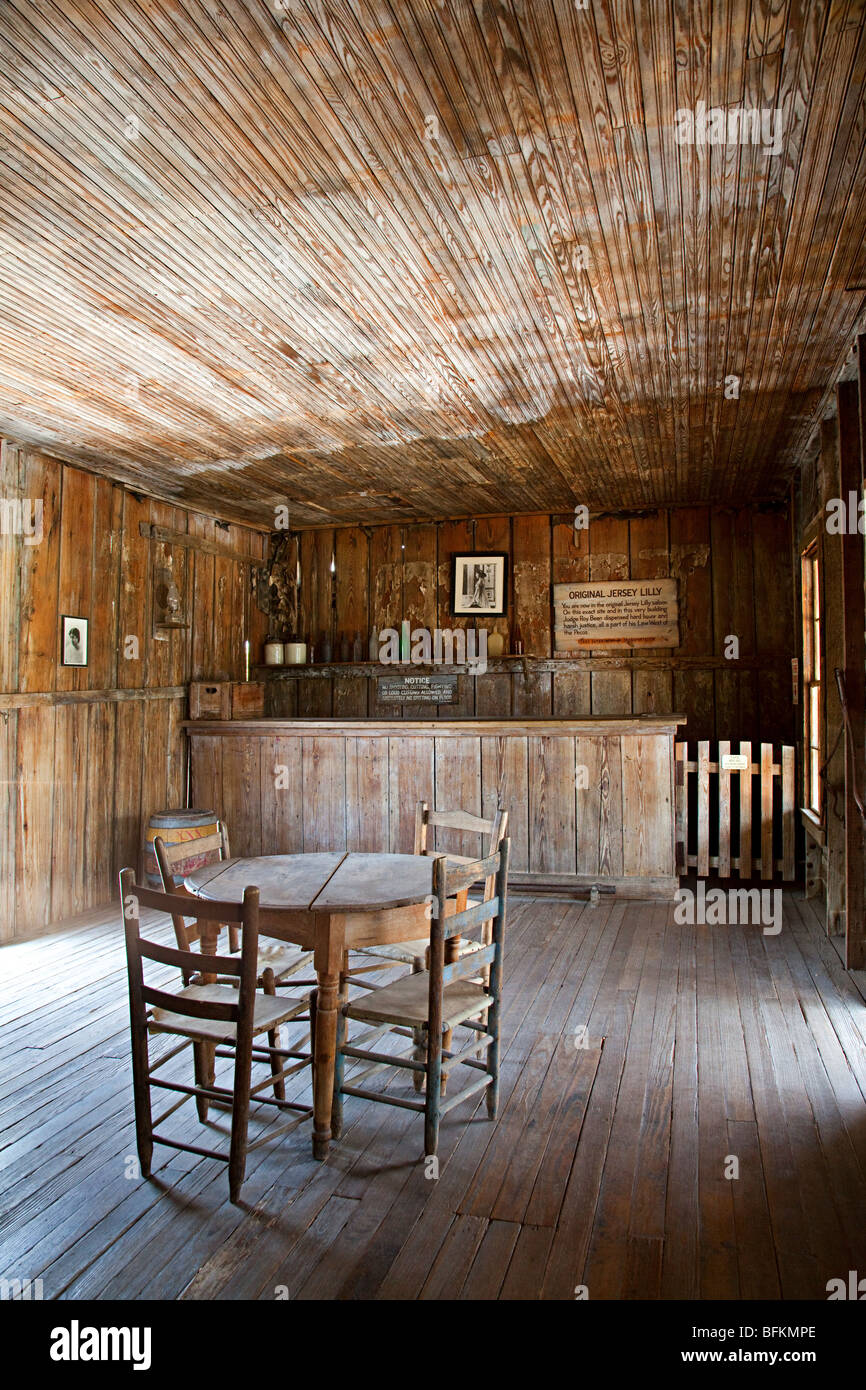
0;0;864;526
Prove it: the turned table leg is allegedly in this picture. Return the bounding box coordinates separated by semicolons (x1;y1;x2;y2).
312;913;344;1160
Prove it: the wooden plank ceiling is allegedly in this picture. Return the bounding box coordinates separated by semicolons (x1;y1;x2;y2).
1;1;865;529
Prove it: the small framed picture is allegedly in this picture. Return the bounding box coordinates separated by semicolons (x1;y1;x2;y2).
450;553;508;616
61;615;88;667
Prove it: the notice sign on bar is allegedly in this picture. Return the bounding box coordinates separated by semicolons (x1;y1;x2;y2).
553;578;680;650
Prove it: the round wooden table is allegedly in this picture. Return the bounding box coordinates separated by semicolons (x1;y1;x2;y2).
185;851;434;1158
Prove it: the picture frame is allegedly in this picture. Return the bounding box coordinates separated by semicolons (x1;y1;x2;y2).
450;553;508;617
61;615;88;667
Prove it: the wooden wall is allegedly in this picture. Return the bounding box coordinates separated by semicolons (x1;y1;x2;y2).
796;335;866;970
269;506;795;743
0;439;269;941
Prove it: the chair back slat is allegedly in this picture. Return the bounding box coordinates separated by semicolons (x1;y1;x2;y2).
125;874;244;924
435;849;501;897
157;830;224;873
139;936;242;978
443;894;499;939
153;828;238;970
414;801;508;858
429;808;494;836
121;868;260;1038
440;943;496;985
428;843;509;966
142;983;240;1023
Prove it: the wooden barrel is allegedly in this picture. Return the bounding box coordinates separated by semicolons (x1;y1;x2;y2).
143;808;220;888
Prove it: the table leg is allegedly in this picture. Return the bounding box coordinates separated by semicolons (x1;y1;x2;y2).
312;971;338;1159
312;913;345;1160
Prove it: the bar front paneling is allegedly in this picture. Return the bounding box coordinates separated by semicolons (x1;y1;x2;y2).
186;717;684;898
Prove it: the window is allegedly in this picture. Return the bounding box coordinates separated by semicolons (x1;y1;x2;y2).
802;544;822;817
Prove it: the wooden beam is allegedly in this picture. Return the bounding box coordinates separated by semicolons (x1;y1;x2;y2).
139;522;264;568
839;377;866;969
0;686;187;711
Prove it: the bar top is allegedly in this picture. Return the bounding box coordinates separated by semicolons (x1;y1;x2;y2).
183;715;686;737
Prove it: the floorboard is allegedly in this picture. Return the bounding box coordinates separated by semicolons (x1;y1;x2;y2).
2;892;866;1300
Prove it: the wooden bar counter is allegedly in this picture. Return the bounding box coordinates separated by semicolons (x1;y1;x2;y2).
184;716;686;899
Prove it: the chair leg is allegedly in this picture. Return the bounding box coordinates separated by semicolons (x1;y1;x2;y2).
331;959;348;1140
261;968;285;1102
193;1041;210;1122
424;1026;442;1157
229;1034;254;1204
411;956;426;1093
130;1021;153;1177
486;1001;500;1119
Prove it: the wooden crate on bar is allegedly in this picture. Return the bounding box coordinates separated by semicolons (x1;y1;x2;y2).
675;740;796;881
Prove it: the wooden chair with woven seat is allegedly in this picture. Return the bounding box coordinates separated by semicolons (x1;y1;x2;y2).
331;839;510;1156
120;870;314;1204
349;802;508;979
154;830;317;1102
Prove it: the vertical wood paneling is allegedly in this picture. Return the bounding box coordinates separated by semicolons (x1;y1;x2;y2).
17;451;62;692
189;733;224;830
346;736;389;852
50;705;88;919
0;709;18;941
589;515;631;715
528;735;576;874
481;732;530;872
87;699;117;901
15;706;56;931
302;737;346;851
113;700;146;880
629;511;673;715
576;736;624;877
437;518;476;718
334;525;370;715
513;514;552;715
671;507;714;739
621;734;673;876
189;514;217;680
551;514;591;716
0;441;22;694
710;509;758;741
56;469;97;694
89;479;123;690
221;734;263;858
433;735;482;857
388;736;435;853
261;735;303;855
116;492;151;691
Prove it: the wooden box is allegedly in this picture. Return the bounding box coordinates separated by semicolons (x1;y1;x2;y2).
230;682;265;718
189;681;231;720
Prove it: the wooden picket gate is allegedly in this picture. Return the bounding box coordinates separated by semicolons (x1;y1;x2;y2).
675;741;796;881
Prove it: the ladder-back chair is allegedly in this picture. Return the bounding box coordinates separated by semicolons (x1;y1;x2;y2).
350;802;508;976
332;839;510;1156
120;870;313;1204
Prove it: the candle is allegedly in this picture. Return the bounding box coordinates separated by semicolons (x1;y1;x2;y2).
244;639;250;682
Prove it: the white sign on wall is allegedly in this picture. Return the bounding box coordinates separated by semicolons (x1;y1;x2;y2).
553;579;680;649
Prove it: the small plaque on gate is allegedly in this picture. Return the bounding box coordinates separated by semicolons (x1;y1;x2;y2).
720;752;750;772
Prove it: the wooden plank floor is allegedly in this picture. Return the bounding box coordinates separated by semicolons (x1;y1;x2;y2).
2;891;866;1300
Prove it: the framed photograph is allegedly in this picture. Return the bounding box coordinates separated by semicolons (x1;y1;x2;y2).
450;553;508;617
61;615;88;667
